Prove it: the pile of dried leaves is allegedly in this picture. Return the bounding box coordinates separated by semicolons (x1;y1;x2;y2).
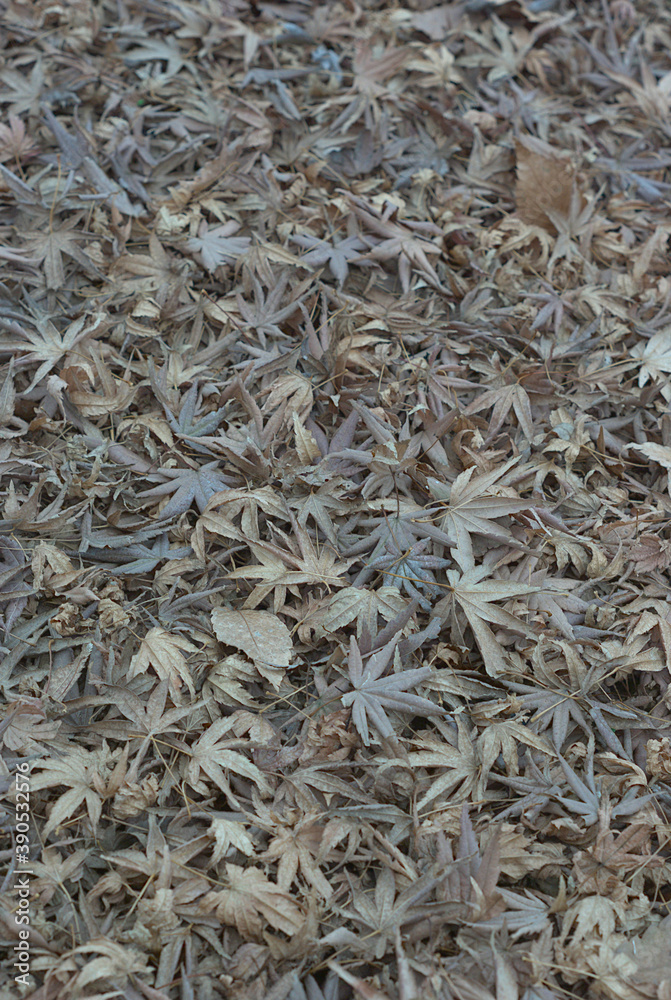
2;0;671;997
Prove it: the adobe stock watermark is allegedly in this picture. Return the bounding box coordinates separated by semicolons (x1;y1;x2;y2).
12;760;33;990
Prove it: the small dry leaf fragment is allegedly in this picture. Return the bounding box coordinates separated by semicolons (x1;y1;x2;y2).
631;327;671;388
629;534;671;573
0;697;60;752
209;817;255;863
629;441;671;471
515;136;581;234
212;608;294;667
613;916;671;1000
646;738;671;778
111;775;160;820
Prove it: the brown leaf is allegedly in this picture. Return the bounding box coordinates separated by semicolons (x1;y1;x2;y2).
211;607;294;667
515;136;583;234
200;864;305;939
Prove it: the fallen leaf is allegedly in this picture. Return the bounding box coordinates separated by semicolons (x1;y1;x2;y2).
211;607;294;667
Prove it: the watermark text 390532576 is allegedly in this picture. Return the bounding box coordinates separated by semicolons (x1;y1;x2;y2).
12;760;33;989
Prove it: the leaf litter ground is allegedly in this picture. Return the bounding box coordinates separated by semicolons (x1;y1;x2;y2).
1;1;671;998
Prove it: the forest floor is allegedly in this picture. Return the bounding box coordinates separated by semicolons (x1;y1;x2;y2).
1;1;671;998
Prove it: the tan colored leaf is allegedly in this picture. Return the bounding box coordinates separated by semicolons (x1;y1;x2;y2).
128;627;198;696
0;697;59;752
630;441;671;470
30;745;117;838
185;717;272;805
201;863;305;939
311;586;408;639
293;412;321;465
515;136;583;234
211;608;294;667
209;818;255;863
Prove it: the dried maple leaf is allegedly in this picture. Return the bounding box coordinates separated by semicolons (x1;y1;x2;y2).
609;58;671;125
185;220;251;273
407;44;463;89
184;718;272;807
291;232;370;286
5;474;89;534
402;718;481;811
594;147;671;202
307;586;408;639
104;679;194;745
288;483;351;547
201;484;288;542
196;392;288;480
227;522;355;612
573;817;661;896
123;36;188;82
234;269;307;348
21;217;101;289
76;531;192;576
0;308;106;393
255;803;333;899
208;817;255;863
478;719;556;780
31;744;119;838
462;15;537;83
139;461;235;521
631;327;671;392
111;233;191;305
128;627;198;697
345;192;444;293
204;653;261;707
503;639;648;752
0;113;38;162
352;535;450;610
64;939;152;995
423;460;531;571
0;62;46;117
261;371;313;428
322;865;439;959
329;42;409;129
464;383;534;443
432;566;537;677
552;742;649;829
0;696;59;752
337;634;445;746
199;863;305;938
352;42;409;97
163;380;225;444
